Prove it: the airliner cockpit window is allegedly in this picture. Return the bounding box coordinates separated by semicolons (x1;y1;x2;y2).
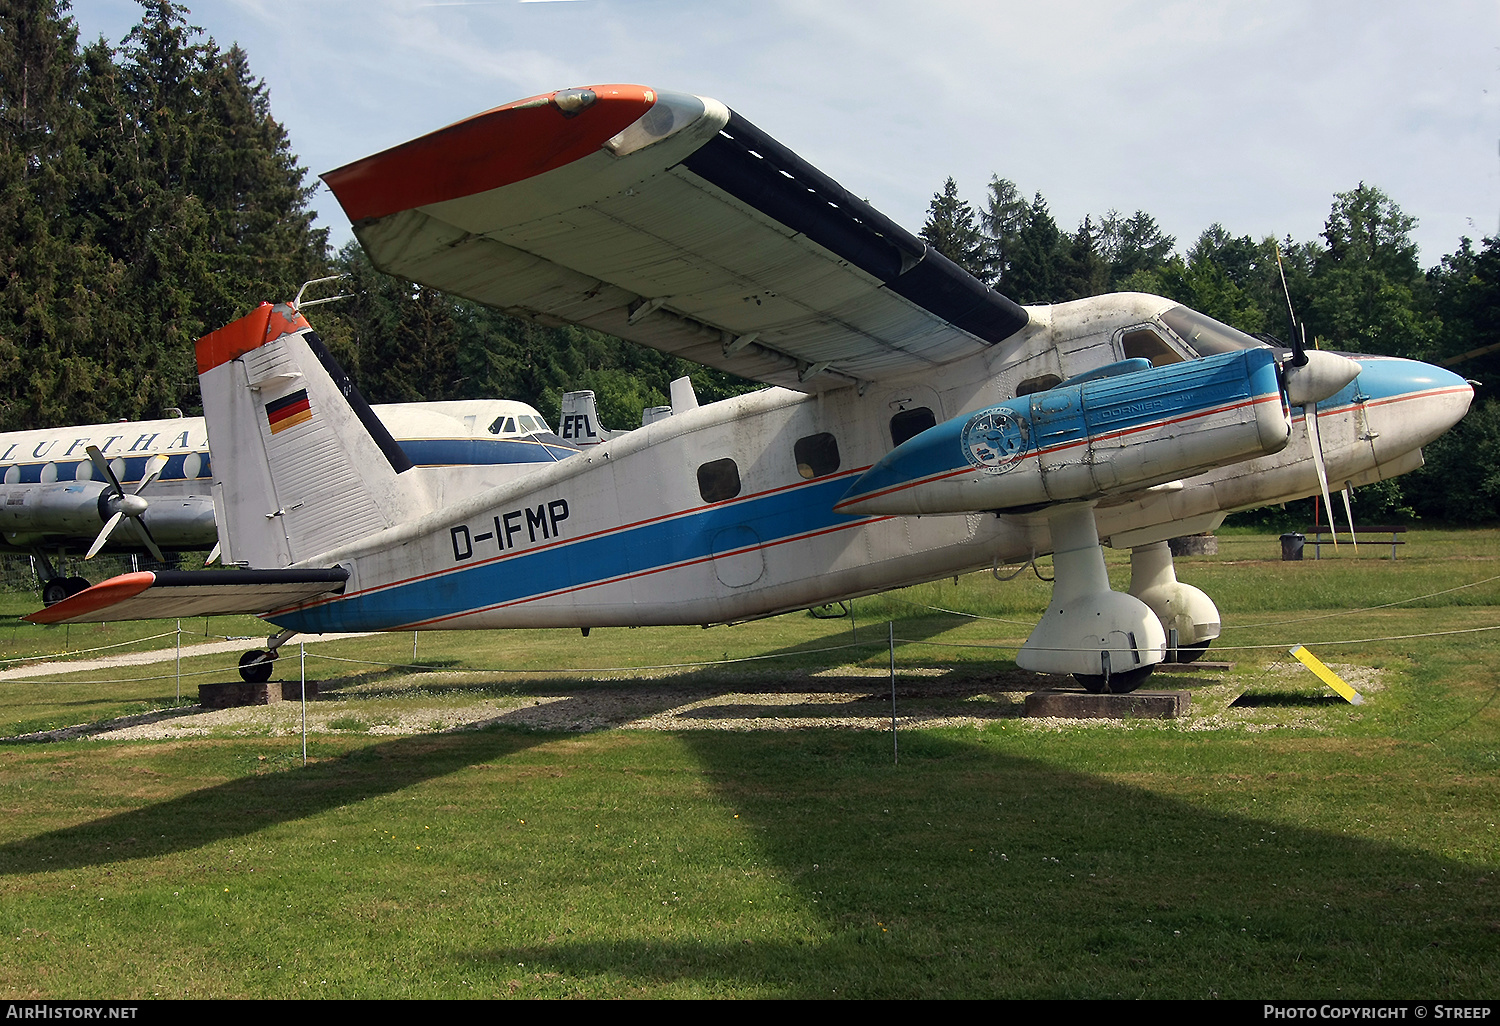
1158;306;1267;357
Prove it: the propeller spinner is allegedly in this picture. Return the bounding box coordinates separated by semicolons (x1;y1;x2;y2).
86;446;167;561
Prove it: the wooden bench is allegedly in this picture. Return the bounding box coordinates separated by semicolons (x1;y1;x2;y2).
1306;524;1407;559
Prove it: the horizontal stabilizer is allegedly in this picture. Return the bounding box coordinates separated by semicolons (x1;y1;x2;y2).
25;568;349;625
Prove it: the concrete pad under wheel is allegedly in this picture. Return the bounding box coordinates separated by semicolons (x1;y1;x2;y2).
199;680;320;708
1024;689;1190;719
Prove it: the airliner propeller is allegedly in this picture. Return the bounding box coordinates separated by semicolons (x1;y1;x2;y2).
85;445;167;562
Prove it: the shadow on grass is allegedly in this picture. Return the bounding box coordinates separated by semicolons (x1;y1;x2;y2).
453;730;1500;998
1231;694;1349;708
0;616;983;874
0;703;1494;996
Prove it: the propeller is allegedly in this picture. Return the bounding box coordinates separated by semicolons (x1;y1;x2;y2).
1274;248;1361;546
85;446;167;562
1341;485;1358;552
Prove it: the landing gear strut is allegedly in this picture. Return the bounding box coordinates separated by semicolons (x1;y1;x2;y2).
1016;503;1166;691
1127;540;1221;663
238;628;298;683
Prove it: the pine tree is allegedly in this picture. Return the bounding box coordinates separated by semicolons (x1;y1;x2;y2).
1002;193;1062;304
0;0;117;428
920;177;991;282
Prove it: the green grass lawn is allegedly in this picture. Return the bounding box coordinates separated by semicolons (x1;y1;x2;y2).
0;530;1496;998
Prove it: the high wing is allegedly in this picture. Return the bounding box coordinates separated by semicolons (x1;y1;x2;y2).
322;85;1030;392
24;569;349;625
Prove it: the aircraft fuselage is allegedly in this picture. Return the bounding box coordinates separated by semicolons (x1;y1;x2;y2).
262;293;1472;635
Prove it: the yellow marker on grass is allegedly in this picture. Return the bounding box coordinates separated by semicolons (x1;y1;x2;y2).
1289;645;1363;705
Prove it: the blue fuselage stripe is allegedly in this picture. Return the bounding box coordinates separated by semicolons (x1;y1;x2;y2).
270;472;866;632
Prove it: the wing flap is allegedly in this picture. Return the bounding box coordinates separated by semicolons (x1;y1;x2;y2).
25;569;349;625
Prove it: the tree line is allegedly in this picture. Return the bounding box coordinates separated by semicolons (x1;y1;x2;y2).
4;1;1499;522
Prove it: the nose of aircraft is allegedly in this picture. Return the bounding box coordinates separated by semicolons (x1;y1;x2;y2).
1348;355;1473;455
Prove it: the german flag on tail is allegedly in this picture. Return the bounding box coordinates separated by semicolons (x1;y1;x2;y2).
266;389;312;434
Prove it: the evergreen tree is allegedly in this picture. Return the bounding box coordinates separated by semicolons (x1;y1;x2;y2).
979;175;1029;288
1056;214;1109;301
920;176;990;282
1002;193;1063;304
0;0;115;428
1100;209;1175;287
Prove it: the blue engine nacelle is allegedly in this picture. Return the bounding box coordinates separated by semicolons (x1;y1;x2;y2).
835;349;1292;517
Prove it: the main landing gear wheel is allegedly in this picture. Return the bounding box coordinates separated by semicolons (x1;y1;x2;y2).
1172;640;1212;663
1074;666;1154;694
42;577;92;605
239;649;277;684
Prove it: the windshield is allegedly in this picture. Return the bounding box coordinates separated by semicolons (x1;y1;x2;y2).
1158;305;1269;357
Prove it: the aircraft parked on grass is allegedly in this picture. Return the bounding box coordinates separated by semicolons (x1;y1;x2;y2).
30;85;1474;695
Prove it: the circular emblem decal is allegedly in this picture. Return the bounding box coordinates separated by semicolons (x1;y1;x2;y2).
961;407;1029;474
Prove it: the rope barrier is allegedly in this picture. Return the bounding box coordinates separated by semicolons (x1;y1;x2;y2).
0;629;179;665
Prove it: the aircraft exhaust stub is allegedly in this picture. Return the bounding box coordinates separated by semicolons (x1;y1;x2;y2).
835;348;1291;517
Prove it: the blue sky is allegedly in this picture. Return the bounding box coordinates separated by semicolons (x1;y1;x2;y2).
71;0;1500;268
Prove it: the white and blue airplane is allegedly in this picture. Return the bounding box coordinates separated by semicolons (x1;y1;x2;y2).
30;85;1474;694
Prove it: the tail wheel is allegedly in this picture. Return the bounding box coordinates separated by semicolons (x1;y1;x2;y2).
1074;666;1154;694
239;649;276;684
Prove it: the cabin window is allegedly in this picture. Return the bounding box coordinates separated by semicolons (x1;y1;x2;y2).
793;433;840;479
697;458;741;503
1016;373;1063;397
889;407;936;448
1121;326;1185;367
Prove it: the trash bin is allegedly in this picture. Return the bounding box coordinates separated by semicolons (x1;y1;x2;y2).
1280;532;1304;561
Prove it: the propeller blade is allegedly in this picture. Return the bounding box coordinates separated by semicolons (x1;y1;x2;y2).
206;541;221;565
133;454;168;494
129;515;165;563
1275;247;1307;367
1305;401;1337;548
86;511;125;560
1341;486;1358;552
86;445;123;496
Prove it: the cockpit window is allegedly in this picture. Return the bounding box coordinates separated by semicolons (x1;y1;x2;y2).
488;416;520;435
1121;327;1186;367
1158;306;1267;357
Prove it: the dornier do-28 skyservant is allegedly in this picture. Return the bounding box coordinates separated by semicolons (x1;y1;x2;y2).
30;85;1474;694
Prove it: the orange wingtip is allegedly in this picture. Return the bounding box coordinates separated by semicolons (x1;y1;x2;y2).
25;572;158;625
322;85;658;223
196;302;312;375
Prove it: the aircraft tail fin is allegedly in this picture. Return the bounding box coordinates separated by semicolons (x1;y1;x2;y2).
196;303;433;567
558;390;614;447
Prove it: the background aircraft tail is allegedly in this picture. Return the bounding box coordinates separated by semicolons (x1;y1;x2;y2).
196;303;433;567
558;390;614;446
